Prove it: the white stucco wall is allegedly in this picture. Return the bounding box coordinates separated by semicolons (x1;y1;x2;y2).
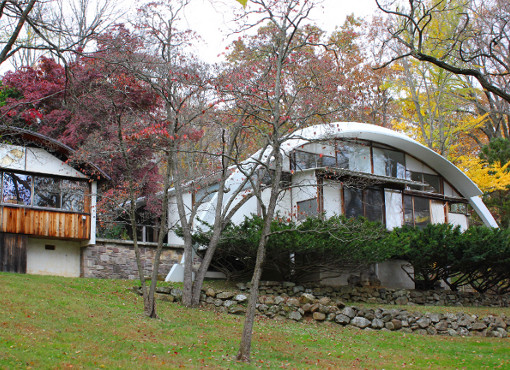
376;260;415;289
448;213;469;231
322;179;342;218
26;238;81;277
274;189;292;219
167;192;192;245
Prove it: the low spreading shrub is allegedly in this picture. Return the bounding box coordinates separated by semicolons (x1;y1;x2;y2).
390;224;510;293
191;215;396;282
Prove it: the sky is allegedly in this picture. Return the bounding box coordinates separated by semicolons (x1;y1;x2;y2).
179;0;380;63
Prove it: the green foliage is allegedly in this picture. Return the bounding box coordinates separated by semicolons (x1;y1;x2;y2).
391;224;510;293
480;138;510;166
459;226;510;294
98;222;130;240
192;215;395;282
0;81;22;107
389;223;463;289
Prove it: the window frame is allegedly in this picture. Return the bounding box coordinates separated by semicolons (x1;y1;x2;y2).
342;185;385;224
0;170;89;214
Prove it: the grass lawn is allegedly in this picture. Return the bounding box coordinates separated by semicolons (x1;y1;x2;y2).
1;272;509;369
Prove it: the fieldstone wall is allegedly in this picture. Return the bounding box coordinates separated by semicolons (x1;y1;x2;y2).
145;281;510;338
251;281;510;307
82;239;182;280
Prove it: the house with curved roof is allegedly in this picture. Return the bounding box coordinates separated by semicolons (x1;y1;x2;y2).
165;122;497;288
0;126;109;277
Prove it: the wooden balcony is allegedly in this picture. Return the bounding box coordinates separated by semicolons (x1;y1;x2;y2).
0;206;90;240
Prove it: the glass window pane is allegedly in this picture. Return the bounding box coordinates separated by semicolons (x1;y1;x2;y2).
423;174;440;193
373;147;405;178
322;155;336;167
34;177;60;208
343;143;371;173
344;187;363;218
61;180;87;212
413;196;430;228
409;171;423;190
365;188;384;223
404;195;414;225
2;172;32;205
387;149;406;178
450;203;467;214
297;198;318;220
335;150;349;169
294;151;319;170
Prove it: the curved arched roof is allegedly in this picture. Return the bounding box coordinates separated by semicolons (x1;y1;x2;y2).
280;122;482;198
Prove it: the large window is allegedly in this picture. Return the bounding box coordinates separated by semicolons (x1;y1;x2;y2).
407;172;441;193
2;172;32;205
0;171;87;212
373;147;406;179
336;141;371;173
404;195;430;228
343;186;384;223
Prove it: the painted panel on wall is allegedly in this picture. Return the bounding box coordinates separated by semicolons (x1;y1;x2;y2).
0;144;87;178
405;154;436;175
26;238;81;277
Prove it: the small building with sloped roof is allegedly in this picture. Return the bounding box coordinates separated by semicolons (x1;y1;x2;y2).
0;126;109;277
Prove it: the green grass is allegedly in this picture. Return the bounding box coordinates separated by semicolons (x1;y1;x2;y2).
1;272;510;369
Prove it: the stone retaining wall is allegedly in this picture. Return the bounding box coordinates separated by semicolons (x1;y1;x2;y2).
253;281;510;307
82;239;182;280
147;281;510;338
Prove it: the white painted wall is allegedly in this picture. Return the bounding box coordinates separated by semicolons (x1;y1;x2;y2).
444;182;461;197
448;213;469;231
229;194;258;225
274;189;292;218
167;192;192;245
405;154;436;175
27;238;81;277
376;260;415;289
322;179;342;218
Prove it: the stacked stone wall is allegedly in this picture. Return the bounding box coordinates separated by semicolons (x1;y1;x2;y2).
82;240;182;280
146;281;510;338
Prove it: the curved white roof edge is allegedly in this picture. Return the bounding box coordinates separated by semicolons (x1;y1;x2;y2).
283;122;482;196
197;122;498;228
281;122;497;227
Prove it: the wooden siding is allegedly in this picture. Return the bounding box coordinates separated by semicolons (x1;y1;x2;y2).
0;233;27;273
0;206;90;240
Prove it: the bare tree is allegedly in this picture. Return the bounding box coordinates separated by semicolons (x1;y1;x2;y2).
376;0;510;105
1;0;121;68
224;0;345;362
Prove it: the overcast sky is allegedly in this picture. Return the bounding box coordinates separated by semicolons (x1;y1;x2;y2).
179;0;380;63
